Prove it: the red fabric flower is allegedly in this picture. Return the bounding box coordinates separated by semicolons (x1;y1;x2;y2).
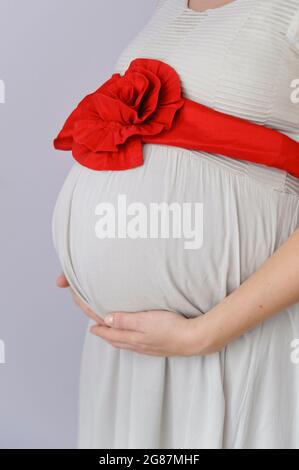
54;57;299;177
54;58;185;170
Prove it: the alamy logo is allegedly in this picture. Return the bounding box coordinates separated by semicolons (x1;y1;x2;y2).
290;339;299;365
0;80;5;104
290;78;299;104
95;195;204;250
0;339;5;364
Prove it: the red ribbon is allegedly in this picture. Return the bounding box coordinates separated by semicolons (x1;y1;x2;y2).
54;58;299;177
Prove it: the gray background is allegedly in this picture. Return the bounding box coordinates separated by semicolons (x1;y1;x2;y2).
0;0;156;449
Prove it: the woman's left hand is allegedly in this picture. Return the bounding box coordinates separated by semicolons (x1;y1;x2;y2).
90;309;205;357
56;273;212;357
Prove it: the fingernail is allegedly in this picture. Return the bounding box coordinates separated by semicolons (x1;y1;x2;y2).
104;314;114;326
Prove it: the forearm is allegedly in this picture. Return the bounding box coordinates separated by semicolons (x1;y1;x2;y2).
194;228;299;354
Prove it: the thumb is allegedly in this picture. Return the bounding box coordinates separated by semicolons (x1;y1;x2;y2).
56;273;70;288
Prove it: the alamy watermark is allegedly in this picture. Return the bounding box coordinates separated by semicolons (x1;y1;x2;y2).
0;78;6;361
289;81;299;362
0;339;5;364
95;194;204;250
290;78;299;104
0;79;5;104
290;339;299;365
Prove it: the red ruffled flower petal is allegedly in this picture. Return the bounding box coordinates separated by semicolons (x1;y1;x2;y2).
72;135;144;171
53;58;184;170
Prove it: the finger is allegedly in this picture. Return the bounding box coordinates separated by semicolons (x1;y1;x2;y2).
90;324;143;345
104;311;146;331
56;273;70;288
70;290;105;325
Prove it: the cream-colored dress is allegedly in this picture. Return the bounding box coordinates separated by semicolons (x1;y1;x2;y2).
52;0;299;448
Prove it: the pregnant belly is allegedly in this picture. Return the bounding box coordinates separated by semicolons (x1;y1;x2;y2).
51;143;273;318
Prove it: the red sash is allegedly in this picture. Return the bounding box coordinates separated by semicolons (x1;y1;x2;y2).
54;58;299;177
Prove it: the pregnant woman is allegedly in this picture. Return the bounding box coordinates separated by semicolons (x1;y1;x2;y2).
52;0;299;448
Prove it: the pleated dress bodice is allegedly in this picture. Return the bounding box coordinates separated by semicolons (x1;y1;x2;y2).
114;0;299;141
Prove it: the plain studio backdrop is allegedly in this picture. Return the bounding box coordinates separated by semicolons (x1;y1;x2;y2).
0;0;156;449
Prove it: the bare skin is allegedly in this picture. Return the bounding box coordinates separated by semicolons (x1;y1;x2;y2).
187;0;236;12
56;0;299;357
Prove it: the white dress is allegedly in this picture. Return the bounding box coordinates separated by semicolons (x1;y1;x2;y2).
52;0;299;449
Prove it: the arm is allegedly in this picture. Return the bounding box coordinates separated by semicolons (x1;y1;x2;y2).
192;227;299;354
86;228;299;357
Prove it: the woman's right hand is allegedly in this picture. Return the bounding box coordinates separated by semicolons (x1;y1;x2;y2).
56;273;105;325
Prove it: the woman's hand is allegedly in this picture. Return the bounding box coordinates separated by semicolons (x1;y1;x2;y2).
89;309;210;357
56;274;106;325
56;273;211;356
